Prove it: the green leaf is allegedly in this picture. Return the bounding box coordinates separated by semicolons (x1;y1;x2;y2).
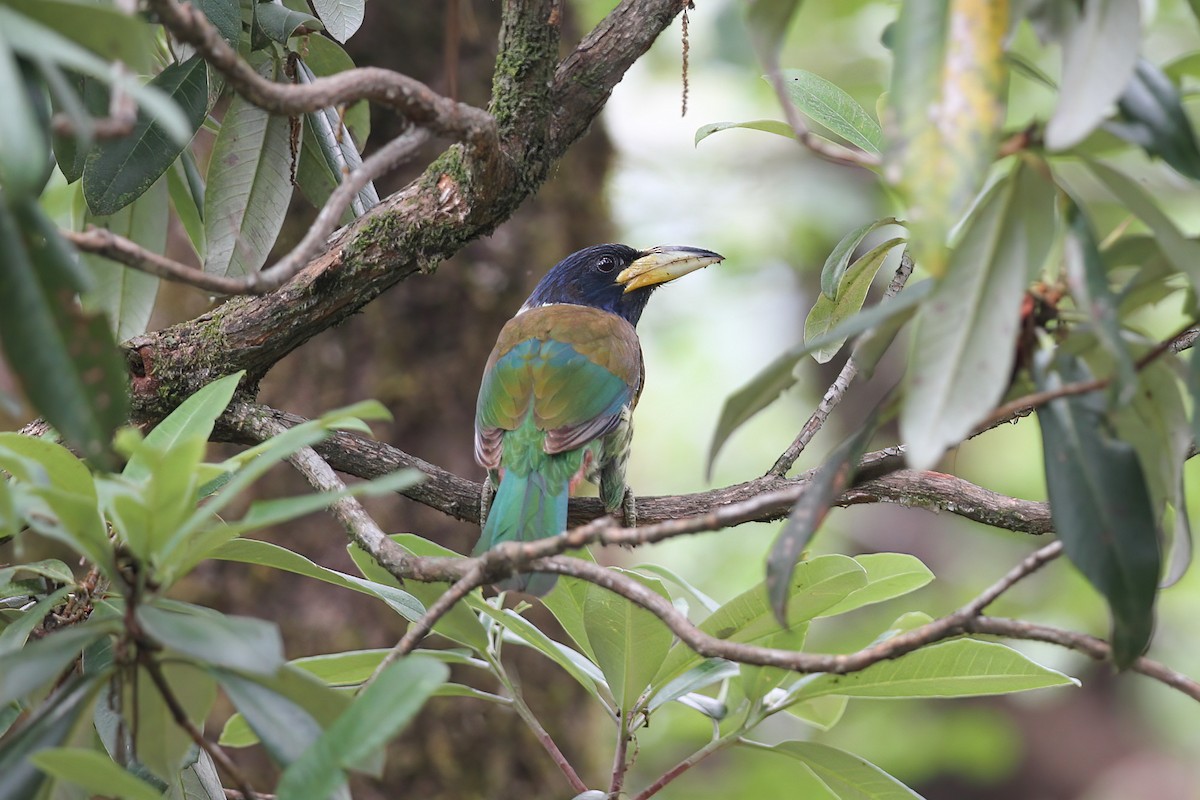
647;658;739;713
191;0;241;47
816;553;934;618
792;639;1077;701
1035;356;1161;667
4;0;155;71
746;740;920;799
237;469;422;532
167;156;206;258
300;34;369;148
137;603;284;674
887;0;1007;276
779;69;883;155
820;217;901;298
706;280;932;474
203;58;296;278
767;412;885;625
1086;158;1200;295
274;656;447;800
0;622;116;706
1062;200;1137;402
124;372;243;481
0;675;102;800
478;605;608;700
0;586;72;656
695;119;795;146
805;238;905;363
0;26;51;198
217;538;425;622
82;55;209;216
740;625;809;701
81;175;167;340
744;0;803;67
311;0;364;43
583;569;674;712
542;572;598;662
901;160;1056;469
255;2;323;43
1046;0;1140;150
49;71;107;184
348;535;488;650
291;648;484;686
782;694;848;731
215;669;327;763
1107;59;1200;179
0;195;128;466
655;555;867;689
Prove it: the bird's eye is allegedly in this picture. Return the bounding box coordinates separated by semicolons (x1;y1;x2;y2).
597;256;617;273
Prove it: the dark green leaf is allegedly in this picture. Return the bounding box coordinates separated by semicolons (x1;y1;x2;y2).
0;675;102;800
167;155;206;258
299;32;369;148
190;0;241;47
255;3;323;43
805;237;905;363
215;669;326;764
82;55;208;216
5;0;155;70
0;195;128;466
274;657;447;800
780;69;883;155
820;217;901;298
695;119;795;146
0;26;49;199
707;281;933;474
0;586;72;656
1106;59;1200;179
1046;0;1140;150
138;604;284;674
1035;356;1160;668
901;160;1056;469
49;72;106;184
744;0;803;67
0;623;115;706
768;405;886;625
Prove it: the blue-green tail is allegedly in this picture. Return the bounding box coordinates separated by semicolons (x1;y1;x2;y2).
476;470;565;595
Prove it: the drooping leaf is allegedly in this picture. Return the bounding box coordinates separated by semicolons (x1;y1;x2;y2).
901;160;1056;469
82;55;209;216
745;740;920;798
767;409;887;626
81;175;167;340
1046;0;1140;150
583;569;674;712
1035;355;1160;668
5;0;156;70
310;0;364;43
646;658;739;713
886;0;1008;276
274;656;447;800
707;280;933;474
291;648;485;687
1107;58;1200;179
790;639;1077;701
215;670;328;764
820;217;902;298
167;155;206;258
477;605;608;700
0;675;103;800
255;2;323;43
203;58;296;278
31;748;162;800
137;603;284;674
0;195;128;466
299;33;369;148
695;119;796;146
0;26;51;199
744;0;804;68
779;69;883;155
805;237;905;363
0;622;116;706
816;553;934;618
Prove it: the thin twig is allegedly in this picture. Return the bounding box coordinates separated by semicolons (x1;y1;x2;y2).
631;734;736;800
499;663;591;794
609;710;631;797
767;251;914;478
65;128;430;295
141;654;258;800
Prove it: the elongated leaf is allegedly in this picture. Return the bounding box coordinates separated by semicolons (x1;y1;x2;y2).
300;34;369;148
901;161;1056;469
215;670;326;764
655;556;867;689
311;0;364;43
0;195;128;466
292;648;484;686
82;55;209;216
0;675;102;800
805;238;905;363
204;59;296;278
707;281;933;473
217;538;425;622
767;410;886;625
32;748;161;800
0;623;116;706
816;553;934;618
137;603;284;674
695;119;795;146
0;26;50;198
0;586;72;655
792;639;1077;701
747;740;920;798
294;57;376;218
274;657;447;800
1046;0;1140;150
1087;159;1200;294
780;69;883;155
124;372;243;481
820;217;901;298
1035;356;1160;667
584;570;673;712
647;658;739;713
887;0;1008;275
744;0;803;67
479;605;607;699
167;156;206;258
1107;59;1200;179
6;0;155;70
255;2;323;43
81;175;167;340
542;572;598;663
191;0;241;47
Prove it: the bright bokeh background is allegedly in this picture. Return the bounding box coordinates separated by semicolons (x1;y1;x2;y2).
567;0;1200;796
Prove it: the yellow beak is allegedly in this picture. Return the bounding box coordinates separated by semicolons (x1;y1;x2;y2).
616;246;725;293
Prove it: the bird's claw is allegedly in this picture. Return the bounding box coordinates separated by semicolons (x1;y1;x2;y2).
620;488;637;529
480;480;495;526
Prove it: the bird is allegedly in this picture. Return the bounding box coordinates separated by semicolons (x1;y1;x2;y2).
473;243;725;594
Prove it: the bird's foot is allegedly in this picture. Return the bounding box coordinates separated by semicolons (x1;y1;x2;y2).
620;488;637;530
479;480;495;526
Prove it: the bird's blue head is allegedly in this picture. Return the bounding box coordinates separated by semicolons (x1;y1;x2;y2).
521;243;724;326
